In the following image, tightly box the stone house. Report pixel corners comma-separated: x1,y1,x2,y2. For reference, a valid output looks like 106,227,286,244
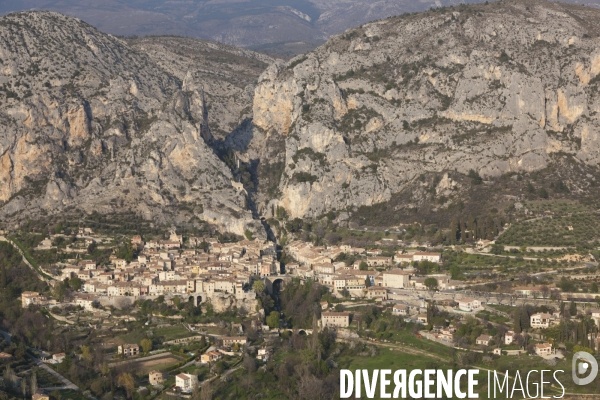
534,343,553,357
321,312,350,328
118,344,139,357
149,371,165,385
476,334,492,346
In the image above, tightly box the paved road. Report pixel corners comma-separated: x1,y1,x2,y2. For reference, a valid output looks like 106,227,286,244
0,329,11,344
0,236,54,282
36,360,78,391
340,302,370,308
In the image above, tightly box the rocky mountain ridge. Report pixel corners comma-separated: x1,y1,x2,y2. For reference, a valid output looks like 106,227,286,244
0,0,492,55
0,12,267,238
237,0,600,228
4,2,600,238
3,1,600,56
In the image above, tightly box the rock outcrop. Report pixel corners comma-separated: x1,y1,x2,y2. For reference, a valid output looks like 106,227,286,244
208,292,259,314
239,0,600,225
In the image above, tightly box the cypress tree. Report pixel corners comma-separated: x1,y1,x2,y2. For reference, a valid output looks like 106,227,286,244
513,309,522,333
0,266,6,289
570,301,577,317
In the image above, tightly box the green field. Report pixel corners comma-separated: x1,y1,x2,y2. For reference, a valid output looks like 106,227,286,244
115,324,192,345
154,325,193,340
35,367,65,388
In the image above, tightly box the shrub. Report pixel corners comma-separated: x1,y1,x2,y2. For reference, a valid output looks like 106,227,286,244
292,172,318,184
287,56,307,70
468,169,483,185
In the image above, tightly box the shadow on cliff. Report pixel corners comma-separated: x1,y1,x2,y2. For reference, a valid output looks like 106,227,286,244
204,117,277,242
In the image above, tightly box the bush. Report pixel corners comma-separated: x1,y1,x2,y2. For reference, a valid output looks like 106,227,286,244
292,148,327,166
468,169,483,185
292,172,318,184
287,56,308,70
490,244,504,255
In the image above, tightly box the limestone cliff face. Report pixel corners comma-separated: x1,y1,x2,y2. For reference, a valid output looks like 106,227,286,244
126,36,273,139
6,4,600,235
208,292,258,314
245,0,600,221
0,12,265,238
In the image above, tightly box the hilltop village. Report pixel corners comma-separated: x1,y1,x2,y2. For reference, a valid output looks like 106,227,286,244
18,228,453,316
2,216,600,398
27,229,275,311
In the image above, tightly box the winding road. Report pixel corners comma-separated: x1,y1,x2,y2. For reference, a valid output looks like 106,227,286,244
0,235,54,282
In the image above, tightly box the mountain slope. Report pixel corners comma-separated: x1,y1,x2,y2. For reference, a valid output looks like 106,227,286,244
0,12,266,237
239,0,600,228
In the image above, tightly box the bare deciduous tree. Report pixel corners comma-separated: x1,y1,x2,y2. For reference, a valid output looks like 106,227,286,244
200,380,212,400
295,364,325,400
